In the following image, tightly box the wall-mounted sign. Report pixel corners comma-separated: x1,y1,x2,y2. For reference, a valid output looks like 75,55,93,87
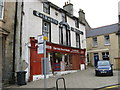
33,10,58,25
46,42,86,55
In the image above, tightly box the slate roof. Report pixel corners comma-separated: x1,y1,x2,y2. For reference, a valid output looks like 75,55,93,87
86,23,118,37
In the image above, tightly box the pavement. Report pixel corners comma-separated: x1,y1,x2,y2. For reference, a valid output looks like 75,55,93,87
3,67,119,89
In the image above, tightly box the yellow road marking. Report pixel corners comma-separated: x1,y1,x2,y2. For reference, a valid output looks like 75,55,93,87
99,84,120,90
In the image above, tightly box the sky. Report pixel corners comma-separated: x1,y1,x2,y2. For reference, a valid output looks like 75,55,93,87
48,0,119,28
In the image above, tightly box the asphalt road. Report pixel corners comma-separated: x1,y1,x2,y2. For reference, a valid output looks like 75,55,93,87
5,67,119,89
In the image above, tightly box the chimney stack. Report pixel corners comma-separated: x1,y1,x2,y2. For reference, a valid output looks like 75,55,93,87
78,9,85,24
63,1,73,15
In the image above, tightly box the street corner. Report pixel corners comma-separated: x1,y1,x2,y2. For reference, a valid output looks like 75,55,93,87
95,84,120,90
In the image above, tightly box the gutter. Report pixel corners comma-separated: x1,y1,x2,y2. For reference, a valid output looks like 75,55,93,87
12,1,18,84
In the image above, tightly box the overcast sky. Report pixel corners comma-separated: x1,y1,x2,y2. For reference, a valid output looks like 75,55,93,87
49,0,119,28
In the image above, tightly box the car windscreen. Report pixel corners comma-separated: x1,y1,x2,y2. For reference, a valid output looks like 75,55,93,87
97,61,110,66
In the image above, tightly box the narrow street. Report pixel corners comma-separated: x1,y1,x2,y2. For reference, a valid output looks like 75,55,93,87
6,67,119,89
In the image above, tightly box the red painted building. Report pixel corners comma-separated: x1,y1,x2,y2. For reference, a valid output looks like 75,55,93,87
30,37,86,81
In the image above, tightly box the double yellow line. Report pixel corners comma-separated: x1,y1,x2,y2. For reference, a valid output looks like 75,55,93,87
98,84,120,90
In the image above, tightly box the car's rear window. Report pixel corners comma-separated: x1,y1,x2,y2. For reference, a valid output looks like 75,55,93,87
97,61,110,66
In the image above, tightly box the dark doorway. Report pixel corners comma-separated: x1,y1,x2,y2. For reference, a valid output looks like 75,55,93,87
94,53,99,67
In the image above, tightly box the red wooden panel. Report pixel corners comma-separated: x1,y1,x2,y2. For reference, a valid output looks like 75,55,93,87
30,37,44,81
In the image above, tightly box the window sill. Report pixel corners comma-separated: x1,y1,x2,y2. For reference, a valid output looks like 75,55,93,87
104,44,110,46
92,46,98,48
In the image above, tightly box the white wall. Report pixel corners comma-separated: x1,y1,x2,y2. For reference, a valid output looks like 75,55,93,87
71,31,76,47
119,1,120,15
67,17,75,27
80,24,86,49
51,24,59,44
22,0,86,81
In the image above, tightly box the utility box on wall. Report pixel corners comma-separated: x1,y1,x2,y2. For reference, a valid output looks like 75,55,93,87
114,58,120,70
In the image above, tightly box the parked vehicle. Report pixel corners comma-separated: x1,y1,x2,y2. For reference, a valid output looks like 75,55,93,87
95,60,113,76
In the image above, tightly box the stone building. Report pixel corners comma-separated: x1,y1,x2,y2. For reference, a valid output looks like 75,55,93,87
1,0,16,85
86,23,120,69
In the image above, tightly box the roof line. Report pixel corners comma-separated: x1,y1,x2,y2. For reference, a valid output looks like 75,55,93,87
91,23,118,30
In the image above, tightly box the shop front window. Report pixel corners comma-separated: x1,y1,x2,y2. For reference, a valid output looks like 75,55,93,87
64,54,72,70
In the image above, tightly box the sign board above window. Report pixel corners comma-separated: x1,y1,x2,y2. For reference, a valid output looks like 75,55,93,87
33,10,58,25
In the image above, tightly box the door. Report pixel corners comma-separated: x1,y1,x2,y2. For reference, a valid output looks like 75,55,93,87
94,53,99,67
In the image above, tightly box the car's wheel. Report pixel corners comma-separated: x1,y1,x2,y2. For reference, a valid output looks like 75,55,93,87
95,72,98,76
111,72,113,76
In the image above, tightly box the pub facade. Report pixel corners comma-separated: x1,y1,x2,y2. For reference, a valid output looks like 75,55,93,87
18,0,87,81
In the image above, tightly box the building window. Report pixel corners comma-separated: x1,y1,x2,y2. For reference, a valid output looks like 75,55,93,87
59,27,63,44
67,30,71,46
59,26,71,46
102,52,109,60
104,35,110,45
93,37,98,47
76,33,80,48
61,13,67,22
42,21,51,42
0,0,4,19
43,3,50,14
75,19,79,28
63,26,67,45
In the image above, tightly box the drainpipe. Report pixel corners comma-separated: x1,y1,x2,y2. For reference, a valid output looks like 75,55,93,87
12,0,18,84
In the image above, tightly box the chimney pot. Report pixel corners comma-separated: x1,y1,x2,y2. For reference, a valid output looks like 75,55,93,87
65,2,66,5
67,1,68,4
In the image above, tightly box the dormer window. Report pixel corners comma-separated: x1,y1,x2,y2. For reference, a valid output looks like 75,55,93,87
43,3,50,14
